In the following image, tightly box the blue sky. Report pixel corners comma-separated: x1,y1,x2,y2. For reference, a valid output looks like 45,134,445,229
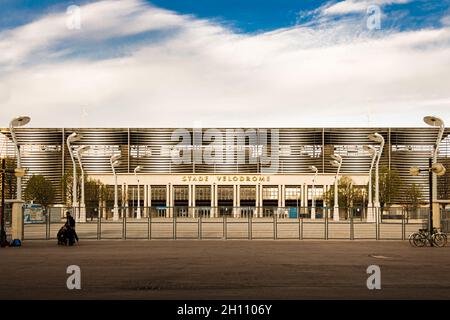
0,0,449,127
2,0,449,32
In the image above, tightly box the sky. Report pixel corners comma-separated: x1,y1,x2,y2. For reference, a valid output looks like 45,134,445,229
0,0,449,128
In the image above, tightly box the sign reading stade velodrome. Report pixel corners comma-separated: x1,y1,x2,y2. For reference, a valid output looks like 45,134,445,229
170,128,280,173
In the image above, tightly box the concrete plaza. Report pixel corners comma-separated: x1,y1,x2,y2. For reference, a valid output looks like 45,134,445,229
0,240,449,299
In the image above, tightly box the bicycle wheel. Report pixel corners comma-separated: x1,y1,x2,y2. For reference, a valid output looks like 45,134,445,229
412,233,427,247
409,233,419,246
432,233,448,247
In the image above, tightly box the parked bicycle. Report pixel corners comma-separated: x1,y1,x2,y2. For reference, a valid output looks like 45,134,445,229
409,228,447,247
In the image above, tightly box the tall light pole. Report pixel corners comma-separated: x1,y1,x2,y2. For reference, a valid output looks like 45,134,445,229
410,161,446,239
423,116,445,229
67,132,82,218
9,116,31,200
368,133,385,217
1,160,27,246
134,165,143,219
110,155,121,221
309,165,318,220
330,154,342,221
76,146,90,222
363,145,377,222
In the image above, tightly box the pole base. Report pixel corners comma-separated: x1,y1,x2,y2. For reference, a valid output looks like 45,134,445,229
333,207,340,221
366,207,376,222
113,207,119,221
0,230,9,247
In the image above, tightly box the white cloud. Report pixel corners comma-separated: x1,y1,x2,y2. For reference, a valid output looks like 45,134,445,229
322,0,410,15
442,15,450,27
0,0,186,68
0,0,449,128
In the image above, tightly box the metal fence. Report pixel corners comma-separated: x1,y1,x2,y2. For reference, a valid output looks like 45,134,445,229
442,207,450,233
20,206,429,241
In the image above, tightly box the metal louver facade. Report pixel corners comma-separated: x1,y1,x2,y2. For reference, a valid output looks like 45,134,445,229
1,127,449,204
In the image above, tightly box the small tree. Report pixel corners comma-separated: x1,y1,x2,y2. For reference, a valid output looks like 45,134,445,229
61,170,81,207
372,166,402,212
403,183,422,218
62,171,109,217
0,157,16,200
24,175,55,209
325,176,357,208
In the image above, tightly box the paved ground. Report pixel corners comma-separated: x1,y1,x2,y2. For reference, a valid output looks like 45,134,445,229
1,240,449,300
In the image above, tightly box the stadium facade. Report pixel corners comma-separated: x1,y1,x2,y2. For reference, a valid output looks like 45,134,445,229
1,127,449,219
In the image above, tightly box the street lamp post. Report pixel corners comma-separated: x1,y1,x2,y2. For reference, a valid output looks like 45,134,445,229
309,165,318,220
363,145,377,222
330,154,342,221
1,159,6,246
134,166,143,219
1,160,27,246
410,161,446,244
9,116,31,200
423,116,445,229
368,133,385,219
110,155,121,221
67,132,82,220
76,146,90,222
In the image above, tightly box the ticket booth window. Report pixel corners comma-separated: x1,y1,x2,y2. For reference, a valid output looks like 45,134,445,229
262,186,278,200
196,186,211,205
240,186,256,217
218,186,233,217
262,186,279,217
150,185,167,217
285,186,302,218
173,186,189,217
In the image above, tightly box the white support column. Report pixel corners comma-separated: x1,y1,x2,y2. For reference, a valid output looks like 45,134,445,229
277,185,281,218
170,183,174,218
148,185,152,217
255,184,259,218
259,184,263,217
166,184,170,218
188,185,192,208
298,185,303,212
210,184,215,218
144,185,148,218
306,183,310,214
214,183,218,217
125,183,129,218
188,185,192,217
121,183,125,218
233,185,237,218
98,185,102,218
236,185,240,218
299,185,305,213
192,184,196,218
326,185,331,218
102,199,107,219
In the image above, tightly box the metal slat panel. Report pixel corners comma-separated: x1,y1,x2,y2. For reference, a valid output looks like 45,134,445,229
0,127,448,205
